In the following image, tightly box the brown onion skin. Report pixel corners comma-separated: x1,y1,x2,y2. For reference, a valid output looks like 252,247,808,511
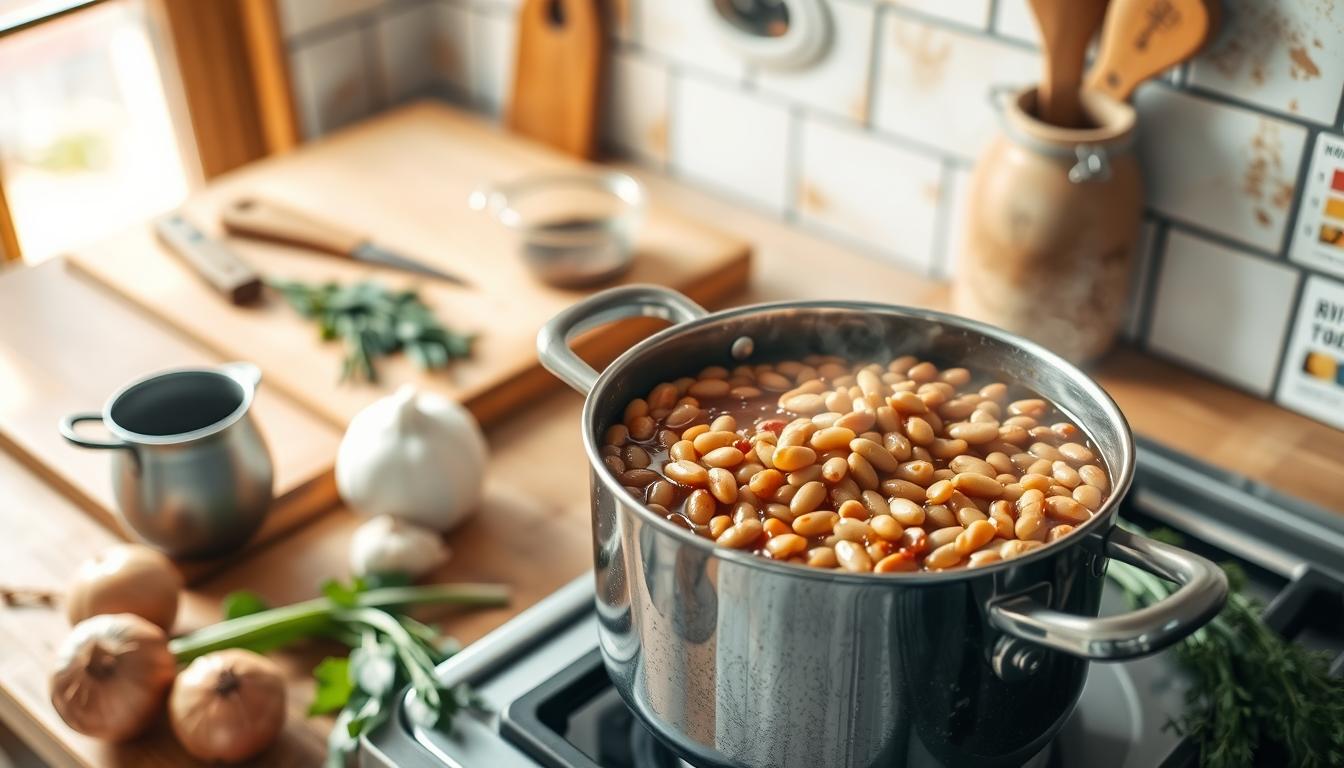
66,544,182,631
169,649,287,763
50,614,176,741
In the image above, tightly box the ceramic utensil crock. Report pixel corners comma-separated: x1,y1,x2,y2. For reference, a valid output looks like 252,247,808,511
60,362,273,558
955,87,1142,363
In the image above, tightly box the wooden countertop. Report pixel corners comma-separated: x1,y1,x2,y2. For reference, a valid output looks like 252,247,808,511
1,105,1341,768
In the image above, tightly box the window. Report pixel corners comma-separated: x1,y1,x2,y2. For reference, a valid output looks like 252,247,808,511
0,0,297,264
0,0,194,263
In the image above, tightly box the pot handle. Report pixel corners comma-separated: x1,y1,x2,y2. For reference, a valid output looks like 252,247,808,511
537,284,708,394
59,413,128,450
988,527,1228,660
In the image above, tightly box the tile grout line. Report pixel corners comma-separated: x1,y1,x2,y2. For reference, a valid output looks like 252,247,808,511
782,106,804,224
1145,210,1281,263
1266,270,1310,401
1277,125,1321,259
360,20,387,115
1134,219,1170,346
860,1,884,132
929,159,959,280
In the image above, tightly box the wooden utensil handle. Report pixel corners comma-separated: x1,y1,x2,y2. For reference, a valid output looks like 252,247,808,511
220,197,366,256
153,214,262,305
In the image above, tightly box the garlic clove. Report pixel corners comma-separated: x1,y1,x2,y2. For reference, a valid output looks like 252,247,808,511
349,515,450,579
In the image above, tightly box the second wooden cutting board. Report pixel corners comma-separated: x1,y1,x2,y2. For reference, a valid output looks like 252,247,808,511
67,103,751,429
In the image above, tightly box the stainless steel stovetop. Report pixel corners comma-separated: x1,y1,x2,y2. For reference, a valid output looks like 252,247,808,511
362,438,1344,768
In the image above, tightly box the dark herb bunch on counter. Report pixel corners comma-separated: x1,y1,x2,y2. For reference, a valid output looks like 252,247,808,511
1107,528,1344,768
270,279,473,383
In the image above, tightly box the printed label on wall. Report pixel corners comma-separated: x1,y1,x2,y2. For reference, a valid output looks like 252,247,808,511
1276,275,1344,430
1289,132,1344,279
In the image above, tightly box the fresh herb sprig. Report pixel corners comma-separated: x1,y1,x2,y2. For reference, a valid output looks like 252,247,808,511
1107,529,1344,768
170,577,508,767
270,279,474,383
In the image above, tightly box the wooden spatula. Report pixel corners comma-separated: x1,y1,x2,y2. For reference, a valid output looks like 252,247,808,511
1085,0,1217,102
1029,0,1110,127
508,0,602,158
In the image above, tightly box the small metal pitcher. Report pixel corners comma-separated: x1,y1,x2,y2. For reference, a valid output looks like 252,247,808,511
60,362,274,558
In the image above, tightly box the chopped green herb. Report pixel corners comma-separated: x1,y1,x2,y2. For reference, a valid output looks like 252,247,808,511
1107,525,1344,767
170,579,509,766
269,279,474,383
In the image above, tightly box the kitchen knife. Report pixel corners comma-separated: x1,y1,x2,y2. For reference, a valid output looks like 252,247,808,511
219,197,470,286
153,213,263,305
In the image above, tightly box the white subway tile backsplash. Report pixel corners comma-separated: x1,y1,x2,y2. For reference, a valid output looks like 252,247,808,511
278,0,1334,415
991,0,1039,46
638,0,745,80
279,0,382,38
376,3,438,102
290,28,375,138
1148,230,1299,395
469,7,517,114
873,14,1039,161
434,1,472,95
1187,0,1344,124
797,117,943,272
604,49,670,165
884,0,991,30
671,75,790,213
755,1,876,122
1135,85,1307,253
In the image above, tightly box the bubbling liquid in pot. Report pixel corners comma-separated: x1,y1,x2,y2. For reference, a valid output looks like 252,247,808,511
600,355,1111,573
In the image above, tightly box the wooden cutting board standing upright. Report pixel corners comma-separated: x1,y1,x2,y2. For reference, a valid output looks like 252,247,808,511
508,0,602,158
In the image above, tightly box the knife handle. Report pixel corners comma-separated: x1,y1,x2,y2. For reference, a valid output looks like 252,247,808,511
220,197,366,257
154,214,263,305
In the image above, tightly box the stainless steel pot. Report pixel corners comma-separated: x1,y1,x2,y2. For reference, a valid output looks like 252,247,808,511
538,285,1227,768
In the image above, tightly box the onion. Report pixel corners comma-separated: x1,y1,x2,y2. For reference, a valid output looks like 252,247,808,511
67,544,182,631
169,649,286,763
49,613,176,741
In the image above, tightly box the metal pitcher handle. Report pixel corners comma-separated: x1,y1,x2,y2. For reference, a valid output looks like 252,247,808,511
59,413,128,450
537,284,708,394
989,527,1228,660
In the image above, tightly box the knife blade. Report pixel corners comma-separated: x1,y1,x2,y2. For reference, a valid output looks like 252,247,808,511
219,196,471,287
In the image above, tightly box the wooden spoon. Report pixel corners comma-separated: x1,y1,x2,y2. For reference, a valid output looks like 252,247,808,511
1028,0,1110,127
1085,0,1217,102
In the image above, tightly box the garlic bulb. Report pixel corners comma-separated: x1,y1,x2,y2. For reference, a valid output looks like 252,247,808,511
336,385,488,531
349,515,449,579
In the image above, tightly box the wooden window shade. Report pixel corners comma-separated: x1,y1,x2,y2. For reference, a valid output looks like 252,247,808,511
156,0,300,179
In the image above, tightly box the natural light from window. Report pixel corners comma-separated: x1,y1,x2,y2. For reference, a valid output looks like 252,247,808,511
0,0,192,263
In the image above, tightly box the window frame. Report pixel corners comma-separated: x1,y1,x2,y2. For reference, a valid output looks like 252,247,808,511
0,0,299,263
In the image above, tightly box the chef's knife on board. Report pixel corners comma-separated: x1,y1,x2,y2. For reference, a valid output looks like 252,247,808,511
219,197,470,287
154,213,263,305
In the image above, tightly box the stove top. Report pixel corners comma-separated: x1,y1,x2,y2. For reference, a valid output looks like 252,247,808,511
361,438,1344,768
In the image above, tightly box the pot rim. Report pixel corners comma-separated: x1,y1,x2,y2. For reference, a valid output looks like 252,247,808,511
101,365,255,446
581,298,1136,585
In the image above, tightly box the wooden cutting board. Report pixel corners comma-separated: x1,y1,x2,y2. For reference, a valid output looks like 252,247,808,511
509,0,603,157
67,102,751,429
0,260,341,581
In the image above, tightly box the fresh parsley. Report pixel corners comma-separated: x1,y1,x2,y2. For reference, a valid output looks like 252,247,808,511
1107,527,1344,767
269,279,474,383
